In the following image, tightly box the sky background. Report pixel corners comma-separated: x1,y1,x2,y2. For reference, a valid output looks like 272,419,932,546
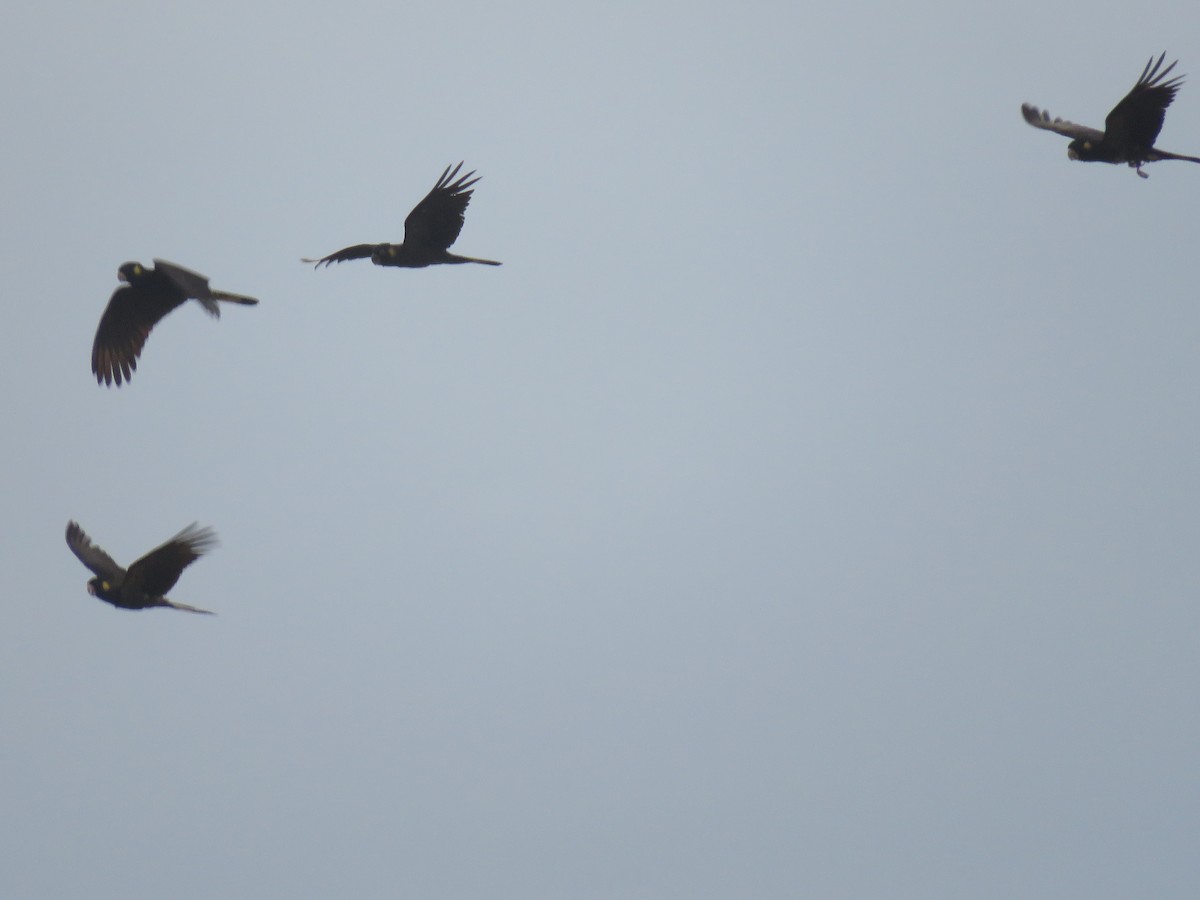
3,2,1199,898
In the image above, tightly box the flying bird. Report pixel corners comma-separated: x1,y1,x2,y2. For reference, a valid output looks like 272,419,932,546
65,521,217,615
1022,53,1200,177
91,259,258,386
304,162,501,269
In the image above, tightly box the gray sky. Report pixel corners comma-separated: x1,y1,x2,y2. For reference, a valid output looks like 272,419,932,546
3,1,1199,897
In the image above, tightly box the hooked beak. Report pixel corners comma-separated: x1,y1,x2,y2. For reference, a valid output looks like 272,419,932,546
1067,148,1080,161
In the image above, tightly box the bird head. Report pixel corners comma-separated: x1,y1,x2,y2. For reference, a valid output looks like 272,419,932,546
1067,138,1092,161
117,262,145,284
86,578,112,598
372,246,398,264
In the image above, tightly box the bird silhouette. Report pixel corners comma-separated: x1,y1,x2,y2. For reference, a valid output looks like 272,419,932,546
1022,53,1200,177
65,521,217,614
90,259,258,386
304,162,501,268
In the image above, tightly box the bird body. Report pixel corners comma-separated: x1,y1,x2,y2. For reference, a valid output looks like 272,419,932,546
91,259,258,386
1022,53,1200,177
371,244,502,268
65,521,217,614
304,162,501,269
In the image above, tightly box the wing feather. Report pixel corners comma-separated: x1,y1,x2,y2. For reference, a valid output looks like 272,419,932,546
65,521,126,581
1021,104,1105,143
1104,53,1184,152
302,244,380,268
125,523,217,599
403,162,480,253
91,284,184,386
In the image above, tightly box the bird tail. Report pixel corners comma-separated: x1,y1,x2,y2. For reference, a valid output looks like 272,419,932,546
160,598,216,615
1148,149,1200,165
211,289,259,305
195,290,257,319
445,253,502,266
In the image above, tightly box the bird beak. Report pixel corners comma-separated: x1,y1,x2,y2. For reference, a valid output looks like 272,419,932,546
1067,148,1079,161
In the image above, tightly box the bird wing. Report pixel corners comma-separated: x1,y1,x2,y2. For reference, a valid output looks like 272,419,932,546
302,244,379,268
1104,53,1183,151
153,259,225,317
65,521,126,581
124,523,217,599
403,162,480,253
1021,104,1105,143
153,259,213,298
91,284,182,386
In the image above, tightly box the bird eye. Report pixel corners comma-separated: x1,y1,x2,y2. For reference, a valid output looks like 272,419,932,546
101,581,110,591
1083,141,1091,150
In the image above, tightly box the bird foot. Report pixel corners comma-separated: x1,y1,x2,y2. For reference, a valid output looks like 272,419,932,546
1136,166,1149,179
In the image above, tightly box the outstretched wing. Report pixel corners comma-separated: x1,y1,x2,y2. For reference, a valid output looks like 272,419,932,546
91,284,183,386
1021,104,1105,143
65,521,126,581
403,162,480,253
125,523,218,599
1104,53,1184,151
302,244,379,268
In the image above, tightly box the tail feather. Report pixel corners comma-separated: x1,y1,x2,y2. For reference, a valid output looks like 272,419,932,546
211,290,259,305
1147,146,1200,164
446,254,502,266
161,598,216,615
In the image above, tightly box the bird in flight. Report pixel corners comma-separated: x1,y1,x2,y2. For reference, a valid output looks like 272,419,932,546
1022,53,1200,178
90,259,258,386
304,162,501,269
65,521,218,615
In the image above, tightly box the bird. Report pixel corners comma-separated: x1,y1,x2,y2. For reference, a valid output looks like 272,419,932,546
1022,53,1200,178
303,162,501,269
65,521,218,615
90,259,258,386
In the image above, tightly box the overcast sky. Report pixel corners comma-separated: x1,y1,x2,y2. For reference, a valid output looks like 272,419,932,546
3,2,1199,898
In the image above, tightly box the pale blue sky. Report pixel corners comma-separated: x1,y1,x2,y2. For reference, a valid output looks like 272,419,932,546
3,2,1199,898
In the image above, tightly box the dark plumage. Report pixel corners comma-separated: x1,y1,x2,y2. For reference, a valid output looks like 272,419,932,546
65,521,217,615
91,259,258,386
1022,53,1200,178
304,162,501,269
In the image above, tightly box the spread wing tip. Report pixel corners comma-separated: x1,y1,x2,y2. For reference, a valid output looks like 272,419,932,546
173,522,218,554
1021,103,1048,125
